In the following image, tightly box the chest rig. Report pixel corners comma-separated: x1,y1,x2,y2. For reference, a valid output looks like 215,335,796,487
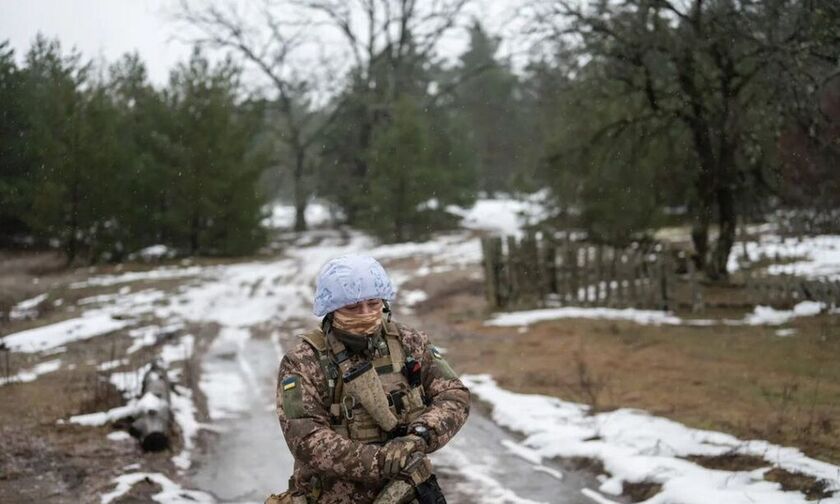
300,321,427,444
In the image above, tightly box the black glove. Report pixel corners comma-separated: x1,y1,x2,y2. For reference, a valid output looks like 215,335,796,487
415,474,447,504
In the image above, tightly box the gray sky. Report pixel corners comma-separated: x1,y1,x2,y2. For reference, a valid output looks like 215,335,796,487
1,0,191,84
1,0,531,87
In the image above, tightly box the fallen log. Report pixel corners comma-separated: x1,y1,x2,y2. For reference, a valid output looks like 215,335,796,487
129,363,172,452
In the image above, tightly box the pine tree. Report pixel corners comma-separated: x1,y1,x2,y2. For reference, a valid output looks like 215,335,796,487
163,48,267,255
453,22,523,195
0,41,35,243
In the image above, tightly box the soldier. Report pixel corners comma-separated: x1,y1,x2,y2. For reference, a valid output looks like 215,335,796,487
273,254,470,504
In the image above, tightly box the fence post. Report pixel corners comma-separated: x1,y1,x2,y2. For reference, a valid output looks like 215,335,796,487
658,250,671,311
627,251,637,309
506,236,520,308
581,245,591,306
569,244,579,305
481,237,502,309
543,237,558,297
604,247,615,307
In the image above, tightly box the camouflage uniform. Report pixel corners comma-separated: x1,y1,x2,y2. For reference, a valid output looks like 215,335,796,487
276,321,470,504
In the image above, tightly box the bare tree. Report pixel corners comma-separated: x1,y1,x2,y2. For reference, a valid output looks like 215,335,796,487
530,0,837,278
294,0,473,222
175,0,472,230
175,0,333,231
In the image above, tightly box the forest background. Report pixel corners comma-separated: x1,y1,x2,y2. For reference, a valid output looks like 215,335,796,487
2,0,839,280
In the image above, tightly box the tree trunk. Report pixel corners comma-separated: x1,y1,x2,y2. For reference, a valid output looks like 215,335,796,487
691,216,709,272
691,169,714,273
710,184,736,279
293,150,307,232
190,218,199,255
66,194,79,266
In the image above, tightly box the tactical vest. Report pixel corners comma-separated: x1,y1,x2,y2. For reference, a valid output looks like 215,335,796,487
300,321,427,443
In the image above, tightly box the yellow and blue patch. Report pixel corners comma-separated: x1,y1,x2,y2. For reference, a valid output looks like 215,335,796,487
282,375,298,391
281,375,305,419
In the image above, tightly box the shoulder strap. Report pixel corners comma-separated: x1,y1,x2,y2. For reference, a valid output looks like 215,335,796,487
300,329,328,353
299,330,339,410
382,321,405,373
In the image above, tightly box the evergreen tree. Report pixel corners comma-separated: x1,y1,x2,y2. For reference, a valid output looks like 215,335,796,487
452,22,523,195
362,96,475,242
22,36,94,262
163,48,267,255
106,53,172,256
0,41,35,242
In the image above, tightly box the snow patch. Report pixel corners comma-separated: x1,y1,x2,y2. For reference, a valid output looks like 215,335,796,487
70,266,204,289
486,307,683,327
128,244,176,262
262,200,337,229
486,300,834,329
3,313,134,353
9,293,48,320
401,289,428,307
464,374,840,504
0,359,61,386
170,385,202,471
100,472,215,504
69,391,166,426
730,234,840,280
447,193,550,237
744,301,826,326
107,431,132,442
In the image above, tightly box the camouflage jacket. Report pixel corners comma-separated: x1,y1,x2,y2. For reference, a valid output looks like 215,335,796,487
275,322,470,504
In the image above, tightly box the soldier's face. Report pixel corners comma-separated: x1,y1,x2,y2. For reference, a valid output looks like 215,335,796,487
336,298,383,317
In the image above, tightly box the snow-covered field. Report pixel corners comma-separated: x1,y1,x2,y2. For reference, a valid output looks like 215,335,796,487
3,196,840,503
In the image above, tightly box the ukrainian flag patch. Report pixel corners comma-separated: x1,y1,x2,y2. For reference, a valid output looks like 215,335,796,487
282,375,298,391
431,346,443,359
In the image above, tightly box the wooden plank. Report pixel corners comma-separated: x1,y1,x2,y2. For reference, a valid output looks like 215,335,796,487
627,251,638,309
569,244,579,305
605,247,615,307
657,250,670,311
481,238,496,308
543,238,558,296
580,245,590,306
560,240,570,304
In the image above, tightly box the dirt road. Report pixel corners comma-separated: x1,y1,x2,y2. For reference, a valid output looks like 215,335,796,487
187,326,603,504
184,231,607,504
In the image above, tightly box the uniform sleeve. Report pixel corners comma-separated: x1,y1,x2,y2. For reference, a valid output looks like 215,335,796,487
403,327,470,453
276,345,385,485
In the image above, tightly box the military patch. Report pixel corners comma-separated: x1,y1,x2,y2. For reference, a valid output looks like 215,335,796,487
281,375,305,419
430,345,458,380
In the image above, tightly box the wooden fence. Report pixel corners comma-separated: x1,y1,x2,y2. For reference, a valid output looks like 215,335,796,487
481,234,686,311
483,233,840,312
745,271,840,308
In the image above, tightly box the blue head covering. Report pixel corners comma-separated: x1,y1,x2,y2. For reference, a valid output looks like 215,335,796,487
313,254,396,317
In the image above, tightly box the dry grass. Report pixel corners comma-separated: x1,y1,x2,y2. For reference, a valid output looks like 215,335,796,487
410,268,840,467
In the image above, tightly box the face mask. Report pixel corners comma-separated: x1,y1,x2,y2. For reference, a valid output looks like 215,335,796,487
332,309,382,336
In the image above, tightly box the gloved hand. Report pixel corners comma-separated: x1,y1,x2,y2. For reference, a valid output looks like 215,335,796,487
378,435,427,478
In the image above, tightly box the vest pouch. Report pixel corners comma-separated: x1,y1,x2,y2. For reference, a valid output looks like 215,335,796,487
347,407,389,443
343,362,398,432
